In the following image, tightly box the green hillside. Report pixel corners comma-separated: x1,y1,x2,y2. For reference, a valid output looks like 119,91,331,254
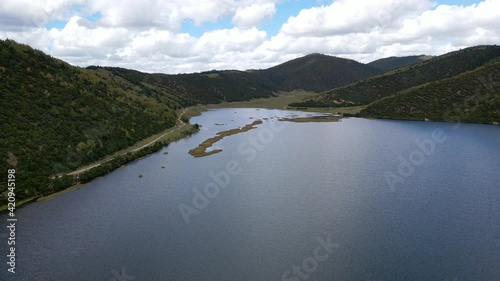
89,67,278,104
360,60,500,123
291,45,500,107
263,53,381,92
95,53,382,101
368,55,433,72
0,39,183,202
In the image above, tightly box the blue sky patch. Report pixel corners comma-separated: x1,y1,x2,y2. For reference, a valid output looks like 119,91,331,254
44,19,67,30
43,11,101,30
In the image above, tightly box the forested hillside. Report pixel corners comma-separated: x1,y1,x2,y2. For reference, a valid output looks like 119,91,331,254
91,53,382,102
368,55,432,72
360,60,500,123
0,39,180,202
291,46,500,108
262,53,381,92
90,67,278,104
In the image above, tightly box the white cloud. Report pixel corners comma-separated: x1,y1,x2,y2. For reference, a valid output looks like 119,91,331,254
273,0,500,63
396,0,500,43
86,0,239,31
281,0,435,36
0,0,499,73
232,3,276,29
196,27,267,53
0,0,86,28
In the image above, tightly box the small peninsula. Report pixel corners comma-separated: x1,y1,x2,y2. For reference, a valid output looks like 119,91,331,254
189,120,263,157
279,115,341,122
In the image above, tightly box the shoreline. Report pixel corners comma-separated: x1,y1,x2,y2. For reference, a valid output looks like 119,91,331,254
60,108,191,177
357,114,500,126
0,108,200,212
3,91,496,211
1,93,314,211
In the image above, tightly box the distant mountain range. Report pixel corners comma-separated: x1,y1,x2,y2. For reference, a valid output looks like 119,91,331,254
361,57,500,123
87,53,381,103
262,53,380,92
291,45,500,122
1,38,499,204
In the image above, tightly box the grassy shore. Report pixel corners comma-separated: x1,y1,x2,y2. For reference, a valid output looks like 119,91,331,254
36,183,87,202
298,105,367,115
0,196,40,212
0,111,198,212
61,108,192,176
189,120,263,157
189,90,366,115
211,90,318,109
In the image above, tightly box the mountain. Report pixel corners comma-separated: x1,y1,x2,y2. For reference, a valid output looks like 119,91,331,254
93,53,382,100
88,67,278,105
262,53,381,92
360,59,500,123
87,53,385,106
368,55,433,72
290,45,500,108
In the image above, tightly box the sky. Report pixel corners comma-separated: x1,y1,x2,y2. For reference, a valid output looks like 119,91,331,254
0,0,499,74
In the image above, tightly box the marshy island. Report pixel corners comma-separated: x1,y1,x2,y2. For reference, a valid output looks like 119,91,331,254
189,120,263,157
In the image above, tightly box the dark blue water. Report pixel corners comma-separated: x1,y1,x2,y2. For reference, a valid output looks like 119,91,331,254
1,108,499,281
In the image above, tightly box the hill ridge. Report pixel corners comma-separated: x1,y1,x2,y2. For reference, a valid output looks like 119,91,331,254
262,53,381,92
360,60,500,123
291,45,500,108
368,55,433,72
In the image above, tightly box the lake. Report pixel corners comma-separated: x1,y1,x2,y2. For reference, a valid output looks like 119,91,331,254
1,108,499,281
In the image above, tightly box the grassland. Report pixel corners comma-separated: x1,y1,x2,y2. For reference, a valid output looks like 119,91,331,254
189,90,365,115
291,105,368,115
211,90,318,109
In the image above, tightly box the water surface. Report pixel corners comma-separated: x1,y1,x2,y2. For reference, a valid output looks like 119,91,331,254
1,108,499,281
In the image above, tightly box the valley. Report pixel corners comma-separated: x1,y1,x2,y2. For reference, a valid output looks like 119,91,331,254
2,2,500,280
1,39,499,213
